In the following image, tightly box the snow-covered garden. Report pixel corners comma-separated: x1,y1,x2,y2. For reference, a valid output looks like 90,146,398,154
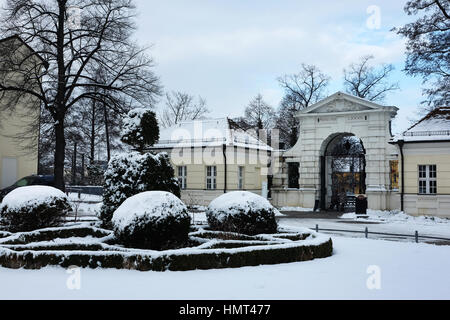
1,109,449,300
1,235,449,300
1,183,450,299
0,110,333,272
1,182,450,299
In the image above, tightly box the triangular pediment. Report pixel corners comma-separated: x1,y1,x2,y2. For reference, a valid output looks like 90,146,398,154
299,92,386,115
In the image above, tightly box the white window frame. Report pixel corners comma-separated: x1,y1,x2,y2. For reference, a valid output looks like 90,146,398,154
418,165,437,195
206,166,217,190
178,166,187,190
238,166,245,190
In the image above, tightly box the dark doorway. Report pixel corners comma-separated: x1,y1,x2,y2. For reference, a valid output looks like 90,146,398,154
288,162,300,189
320,134,366,211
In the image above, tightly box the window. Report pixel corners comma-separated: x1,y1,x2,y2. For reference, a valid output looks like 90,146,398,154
288,162,300,189
178,166,187,190
418,165,437,194
390,160,399,190
238,166,245,190
206,166,217,190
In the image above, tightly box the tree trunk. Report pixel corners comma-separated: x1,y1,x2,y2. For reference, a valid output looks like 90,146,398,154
90,100,96,162
71,142,77,185
54,119,66,192
53,0,67,192
103,102,111,161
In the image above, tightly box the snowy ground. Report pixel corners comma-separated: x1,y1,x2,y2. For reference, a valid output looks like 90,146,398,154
2,198,449,300
280,214,450,240
340,209,450,225
68,193,102,216
1,235,449,300
192,210,450,241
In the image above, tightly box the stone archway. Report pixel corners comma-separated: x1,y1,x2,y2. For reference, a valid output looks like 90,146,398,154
319,133,366,210
273,91,399,211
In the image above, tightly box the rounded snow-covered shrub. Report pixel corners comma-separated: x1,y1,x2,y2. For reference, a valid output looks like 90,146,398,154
100,151,180,226
112,191,191,250
0,186,72,232
206,191,278,235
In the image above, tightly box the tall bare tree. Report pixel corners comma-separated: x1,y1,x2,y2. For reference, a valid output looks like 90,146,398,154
160,91,209,128
242,94,275,130
0,0,161,191
276,64,330,148
343,55,399,102
395,0,449,110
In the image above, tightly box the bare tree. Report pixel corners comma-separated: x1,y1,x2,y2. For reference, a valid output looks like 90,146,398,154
394,0,449,110
242,94,276,130
276,64,330,148
0,0,161,191
160,91,209,128
343,55,399,102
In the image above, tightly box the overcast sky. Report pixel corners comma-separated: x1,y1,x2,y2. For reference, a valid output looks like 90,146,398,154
0,0,425,134
132,0,426,134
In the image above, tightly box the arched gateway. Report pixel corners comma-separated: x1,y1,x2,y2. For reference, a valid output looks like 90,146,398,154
271,92,400,211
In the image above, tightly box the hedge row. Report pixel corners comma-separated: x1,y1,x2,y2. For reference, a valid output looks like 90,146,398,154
0,238,332,271
0,231,11,239
0,226,112,245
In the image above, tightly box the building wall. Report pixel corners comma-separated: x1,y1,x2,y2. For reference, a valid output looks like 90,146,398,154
0,38,40,188
0,109,38,188
273,94,399,210
400,141,450,217
151,146,269,206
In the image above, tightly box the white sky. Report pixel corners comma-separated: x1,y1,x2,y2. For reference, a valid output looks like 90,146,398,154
0,0,427,134
133,0,425,134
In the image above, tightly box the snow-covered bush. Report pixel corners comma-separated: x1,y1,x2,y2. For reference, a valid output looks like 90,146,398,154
112,191,191,250
121,108,159,152
0,186,72,232
206,191,278,235
100,151,180,226
86,162,105,185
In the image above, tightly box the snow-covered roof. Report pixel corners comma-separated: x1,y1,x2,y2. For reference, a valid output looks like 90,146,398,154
393,107,450,143
151,118,273,151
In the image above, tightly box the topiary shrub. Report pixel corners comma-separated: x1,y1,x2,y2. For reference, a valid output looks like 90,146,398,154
0,186,72,232
111,191,191,250
100,152,180,226
206,191,278,235
120,108,159,153
100,108,180,227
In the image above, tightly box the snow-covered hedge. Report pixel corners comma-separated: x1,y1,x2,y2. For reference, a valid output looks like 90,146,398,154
206,191,278,235
0,186,72,232
112,191,191,250
0,225,333,271
100,151,180,226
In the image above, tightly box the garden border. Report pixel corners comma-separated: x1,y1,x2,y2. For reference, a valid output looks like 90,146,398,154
0,226,333,272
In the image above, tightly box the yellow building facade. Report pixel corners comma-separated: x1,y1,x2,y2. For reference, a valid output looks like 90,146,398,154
392,107,450,218
0,36,43,188
149,118,272,206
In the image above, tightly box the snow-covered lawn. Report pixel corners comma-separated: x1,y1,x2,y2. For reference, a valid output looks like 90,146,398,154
341,209,450,225
280,217,450,240
0,235,449,299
